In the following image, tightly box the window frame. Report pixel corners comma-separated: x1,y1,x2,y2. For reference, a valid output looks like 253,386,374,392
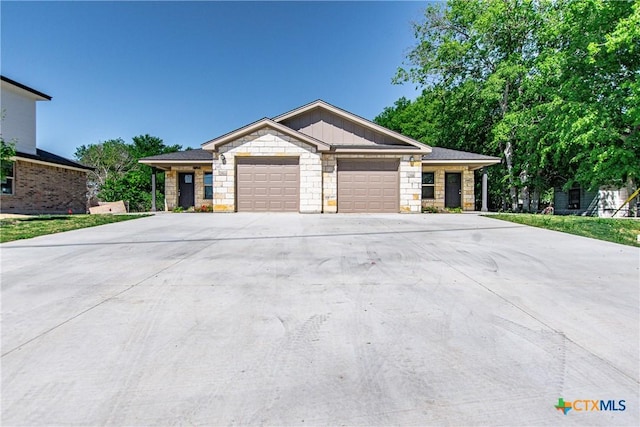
421,171,435,200
203,172,213,200
568,188,580,209
1,161,15,196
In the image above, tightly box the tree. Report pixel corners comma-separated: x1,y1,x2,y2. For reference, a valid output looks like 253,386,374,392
75,135,181,212
0,137,16,182
385,0,639,211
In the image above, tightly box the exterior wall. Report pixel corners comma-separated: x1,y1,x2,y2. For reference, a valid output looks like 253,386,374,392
163,167,213,211
0,160,88,214
165,170,177,210
599,186,629,218
0,84,38,155
553,187,598,215
421,165,475,211
323,154,421,213
214,128,322,213
281,108,403,146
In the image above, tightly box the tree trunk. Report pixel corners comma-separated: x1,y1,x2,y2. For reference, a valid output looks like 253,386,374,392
531,188,540,213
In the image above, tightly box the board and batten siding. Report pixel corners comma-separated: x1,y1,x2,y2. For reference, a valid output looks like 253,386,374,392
280,108,404,146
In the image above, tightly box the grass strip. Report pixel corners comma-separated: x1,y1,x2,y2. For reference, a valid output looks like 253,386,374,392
0,214,150,243
487,213,640,247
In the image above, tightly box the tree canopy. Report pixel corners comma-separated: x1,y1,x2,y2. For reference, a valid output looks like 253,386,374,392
379,0,639,211
75,134,181,212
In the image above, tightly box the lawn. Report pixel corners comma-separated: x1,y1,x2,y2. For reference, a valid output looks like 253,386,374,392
0,214,150,243
487,214,640,247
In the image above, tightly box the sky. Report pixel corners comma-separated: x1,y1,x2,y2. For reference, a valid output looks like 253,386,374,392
1,1,427,159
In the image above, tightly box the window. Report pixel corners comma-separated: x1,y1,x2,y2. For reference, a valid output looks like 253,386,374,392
1,161,14,195
204,172,213,199
422,172,435,199
568,188,580,209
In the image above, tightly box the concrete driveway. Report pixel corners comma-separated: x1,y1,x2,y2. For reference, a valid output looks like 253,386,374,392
1,213,638,426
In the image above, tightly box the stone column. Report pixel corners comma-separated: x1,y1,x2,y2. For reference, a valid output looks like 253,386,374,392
151,168,157,212
481,167,488,212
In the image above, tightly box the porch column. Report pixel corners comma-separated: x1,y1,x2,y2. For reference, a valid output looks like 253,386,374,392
481,167,488,212
151,168,157,212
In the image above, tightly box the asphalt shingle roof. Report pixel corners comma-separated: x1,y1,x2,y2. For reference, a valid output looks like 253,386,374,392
17,149,93,171
423,147,500,161
140,149,213,161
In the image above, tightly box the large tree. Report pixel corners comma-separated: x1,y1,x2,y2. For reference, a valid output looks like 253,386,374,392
385,0,639,211
75,135,181,212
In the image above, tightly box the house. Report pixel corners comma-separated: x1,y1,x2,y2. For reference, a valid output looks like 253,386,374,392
0,76,92,214
140,100,500,213
554,185,636,217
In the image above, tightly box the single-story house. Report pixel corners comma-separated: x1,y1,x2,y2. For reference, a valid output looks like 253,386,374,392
554,185,637,217
140,100,500,213
0,76,93,214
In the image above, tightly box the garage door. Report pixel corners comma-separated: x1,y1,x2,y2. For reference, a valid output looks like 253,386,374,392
236,157,299,212
337,159,399,213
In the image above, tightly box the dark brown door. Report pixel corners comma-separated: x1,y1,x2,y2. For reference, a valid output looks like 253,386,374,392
337,159,399,213
236,157,299,212
178,173,195,209
445,172,461,208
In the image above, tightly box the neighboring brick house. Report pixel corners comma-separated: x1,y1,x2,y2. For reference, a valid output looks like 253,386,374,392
1,76,92,214
140,100,500,213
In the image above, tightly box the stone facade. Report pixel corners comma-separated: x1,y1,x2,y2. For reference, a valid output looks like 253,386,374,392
164,168,213,211
421,165,475,211
0,159,88,214
214,128,322,213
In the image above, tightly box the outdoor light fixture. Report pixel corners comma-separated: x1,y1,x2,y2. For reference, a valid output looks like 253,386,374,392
409,155,415,162
220,154,226,164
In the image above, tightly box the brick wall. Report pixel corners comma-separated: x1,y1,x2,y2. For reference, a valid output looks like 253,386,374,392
0,160,88,214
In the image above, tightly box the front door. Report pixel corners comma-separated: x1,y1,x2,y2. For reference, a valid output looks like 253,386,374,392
445,172,461,208
178,173,195,209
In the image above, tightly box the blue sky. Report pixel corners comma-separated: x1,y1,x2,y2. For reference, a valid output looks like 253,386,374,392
2,1,426,158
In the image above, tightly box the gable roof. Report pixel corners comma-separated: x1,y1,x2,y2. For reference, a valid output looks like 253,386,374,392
422,147,501,170
201,118,332,152
272,99,431,153
1,76,52,101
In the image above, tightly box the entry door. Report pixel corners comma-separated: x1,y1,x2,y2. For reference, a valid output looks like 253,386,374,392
445,172,461,208
178,173,195,209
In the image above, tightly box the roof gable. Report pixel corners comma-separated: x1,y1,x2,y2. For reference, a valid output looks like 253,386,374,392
273,100,430,153
201,118,331,152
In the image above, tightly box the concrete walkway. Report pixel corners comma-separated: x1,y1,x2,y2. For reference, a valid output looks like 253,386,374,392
1,213,638,426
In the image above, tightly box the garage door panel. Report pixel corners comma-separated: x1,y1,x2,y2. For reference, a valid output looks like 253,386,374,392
236,157,299,212
338,160,399,213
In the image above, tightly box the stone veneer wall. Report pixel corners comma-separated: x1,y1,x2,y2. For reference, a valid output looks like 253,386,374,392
0,160,88,214
421,165,475,211
322,154,421,213
163,168,213,211
213,129,322,213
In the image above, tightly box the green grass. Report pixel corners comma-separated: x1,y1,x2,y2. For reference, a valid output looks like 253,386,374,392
0,214,150,243
487,214,640,247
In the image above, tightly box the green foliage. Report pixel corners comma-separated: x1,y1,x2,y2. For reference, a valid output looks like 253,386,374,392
487,213,640,247
0,137,16,182
0,214,150,243
75,135,181,212
382,0,639,210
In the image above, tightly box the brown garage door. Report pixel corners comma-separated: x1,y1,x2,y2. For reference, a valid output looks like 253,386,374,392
236,157,299,212
337,159,399,213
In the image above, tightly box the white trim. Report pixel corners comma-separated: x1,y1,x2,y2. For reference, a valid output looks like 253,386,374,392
201,119,331,152
13,155,91,173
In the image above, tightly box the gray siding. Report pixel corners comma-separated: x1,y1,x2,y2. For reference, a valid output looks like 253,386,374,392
554,187,597,215
281,107,405,147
